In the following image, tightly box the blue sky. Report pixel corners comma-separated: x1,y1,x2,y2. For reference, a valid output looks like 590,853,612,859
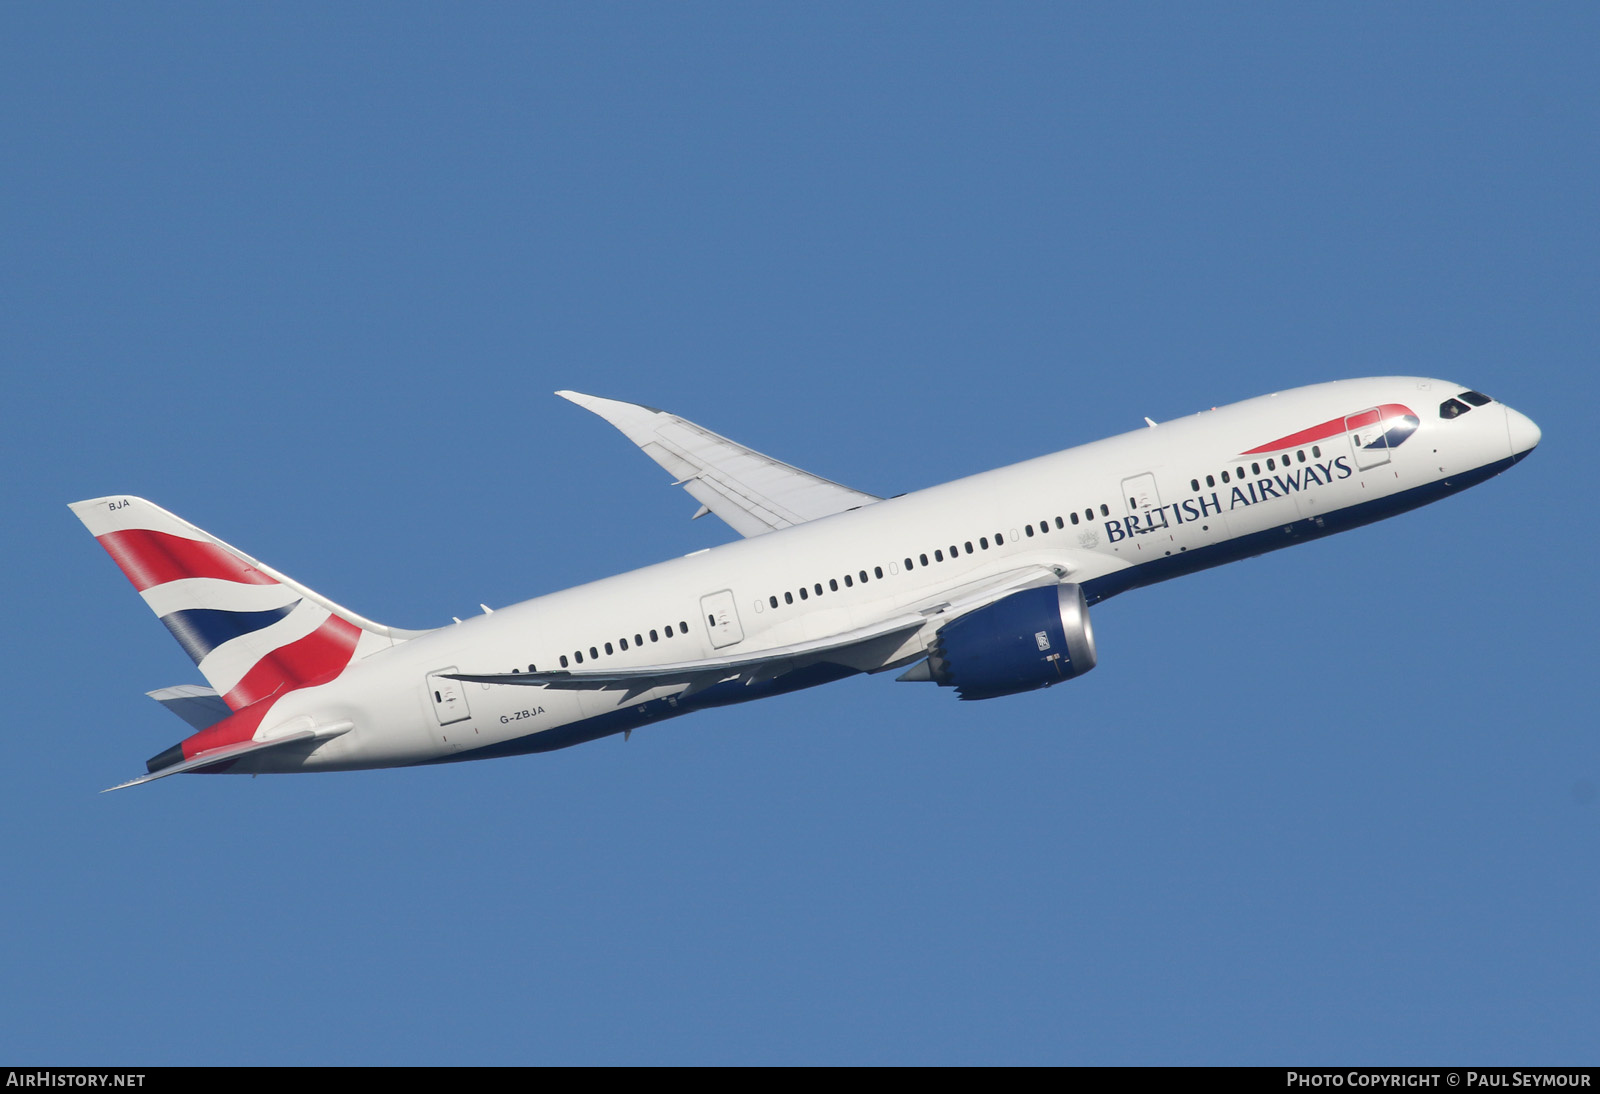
2,4,1595,1064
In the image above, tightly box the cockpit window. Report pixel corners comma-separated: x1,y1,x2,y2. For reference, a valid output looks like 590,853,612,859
1440,398,1470,419
1460,390,1492,407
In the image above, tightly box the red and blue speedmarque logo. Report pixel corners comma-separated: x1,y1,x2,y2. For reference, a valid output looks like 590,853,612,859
1242,404,1421,456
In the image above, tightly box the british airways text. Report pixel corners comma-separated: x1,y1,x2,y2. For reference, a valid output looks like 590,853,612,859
1106,456,1354,543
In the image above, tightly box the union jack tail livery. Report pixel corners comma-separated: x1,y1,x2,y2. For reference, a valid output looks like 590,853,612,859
70,497,422,713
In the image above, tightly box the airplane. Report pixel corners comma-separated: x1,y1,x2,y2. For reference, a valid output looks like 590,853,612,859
72,378,1540,790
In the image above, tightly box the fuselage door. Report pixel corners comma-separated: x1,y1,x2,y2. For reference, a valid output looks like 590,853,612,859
1122,472,1162,522
700,589,744,649
427,668,472,726
1346,408,1392,470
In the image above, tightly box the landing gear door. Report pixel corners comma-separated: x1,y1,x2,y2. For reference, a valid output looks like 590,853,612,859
1346,408,1391,470
700,589,744,649
427,668,472,726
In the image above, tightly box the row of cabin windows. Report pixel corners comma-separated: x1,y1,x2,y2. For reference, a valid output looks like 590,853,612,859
762,503,1115,610
540,498,1128,664
1190,446,1322,492
770,565,884,607
555,619,691,668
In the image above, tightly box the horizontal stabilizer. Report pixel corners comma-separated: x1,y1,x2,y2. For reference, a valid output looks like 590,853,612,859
556,391,882,537
147,685,232,731
104,721,353,792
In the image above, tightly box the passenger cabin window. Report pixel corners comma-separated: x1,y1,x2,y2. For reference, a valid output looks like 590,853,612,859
560,655,569,668
1055,516,1064,529
769,596,778,609
1206,475,1215,487
650,629,659,642
830,578,839,591
1070,512,1079,525
1099,504,1109,516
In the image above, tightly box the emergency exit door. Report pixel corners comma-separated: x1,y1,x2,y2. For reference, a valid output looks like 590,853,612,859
700,590,744,648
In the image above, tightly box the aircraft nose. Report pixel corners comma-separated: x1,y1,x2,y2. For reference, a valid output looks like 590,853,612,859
1505,405,1541,460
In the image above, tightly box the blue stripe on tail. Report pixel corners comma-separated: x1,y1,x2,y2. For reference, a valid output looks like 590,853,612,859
158,600,302,664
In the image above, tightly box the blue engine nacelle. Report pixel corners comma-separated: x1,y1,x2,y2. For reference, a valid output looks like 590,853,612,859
923,584,1097,700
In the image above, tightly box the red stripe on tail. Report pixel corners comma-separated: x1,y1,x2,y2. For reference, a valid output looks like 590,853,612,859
96,529,277,592
222,615,362,710
181,698,277,761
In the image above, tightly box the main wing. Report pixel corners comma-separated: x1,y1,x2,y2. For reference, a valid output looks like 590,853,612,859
556,391,881,537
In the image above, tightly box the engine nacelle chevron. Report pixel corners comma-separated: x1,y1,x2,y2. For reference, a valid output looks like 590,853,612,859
919,584,1098,701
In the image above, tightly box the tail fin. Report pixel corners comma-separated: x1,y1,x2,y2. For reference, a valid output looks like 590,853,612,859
70,496,429,712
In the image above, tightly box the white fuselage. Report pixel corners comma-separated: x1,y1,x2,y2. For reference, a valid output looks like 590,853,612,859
243,377,1538,773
